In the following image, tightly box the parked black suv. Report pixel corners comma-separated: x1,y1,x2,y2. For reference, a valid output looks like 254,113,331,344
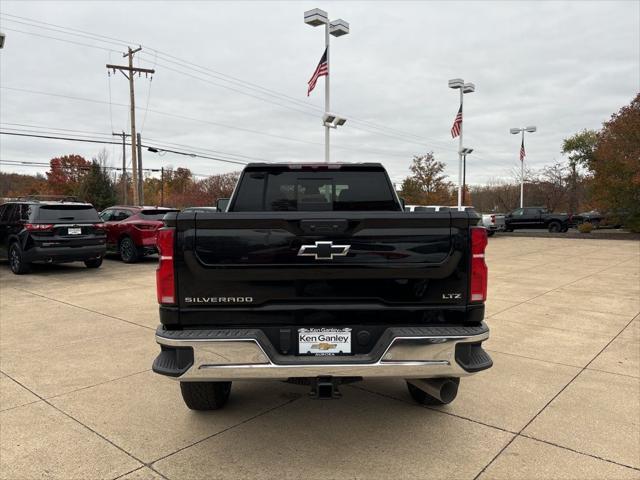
0,200,107,274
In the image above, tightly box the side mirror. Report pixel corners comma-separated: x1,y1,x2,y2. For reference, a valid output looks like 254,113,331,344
216,198,230,212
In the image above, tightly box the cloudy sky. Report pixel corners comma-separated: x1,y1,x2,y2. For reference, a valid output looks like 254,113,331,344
0,0,638,186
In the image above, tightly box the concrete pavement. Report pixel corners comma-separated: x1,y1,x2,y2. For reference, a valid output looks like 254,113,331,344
1,237,638,479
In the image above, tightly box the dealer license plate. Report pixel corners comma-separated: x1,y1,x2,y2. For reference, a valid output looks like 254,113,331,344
68,227,82,235
298,328,352,355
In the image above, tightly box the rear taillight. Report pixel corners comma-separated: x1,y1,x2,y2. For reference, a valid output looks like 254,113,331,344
25,223,53,231
156,228,175,305
94,223,106,230
470,227,488,303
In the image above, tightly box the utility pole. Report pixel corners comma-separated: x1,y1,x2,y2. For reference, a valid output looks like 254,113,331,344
136,132,144,205
107,47,155,205
112,131,128,204
160,167,164,207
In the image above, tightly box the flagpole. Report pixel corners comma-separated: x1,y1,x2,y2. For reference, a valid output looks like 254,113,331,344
449,78,474,208
305,9,349,163
457,88,463,207
325,21,330,163
511,125,536,209
520,130,524,208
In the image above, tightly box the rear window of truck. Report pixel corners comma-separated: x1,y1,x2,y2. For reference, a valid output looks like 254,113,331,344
35,205,100,222
232,169,400,211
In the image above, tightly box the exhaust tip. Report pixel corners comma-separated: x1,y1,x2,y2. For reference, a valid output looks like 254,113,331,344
439,379,459,404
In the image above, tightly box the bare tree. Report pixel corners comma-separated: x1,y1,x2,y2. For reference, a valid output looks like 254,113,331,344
536,162,569,212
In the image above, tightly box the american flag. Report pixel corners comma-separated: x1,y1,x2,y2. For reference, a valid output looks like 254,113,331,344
307,48,328,96
520,137,526,162
450,105,462,138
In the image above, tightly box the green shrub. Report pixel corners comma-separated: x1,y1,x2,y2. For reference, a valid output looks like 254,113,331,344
578,222,594,233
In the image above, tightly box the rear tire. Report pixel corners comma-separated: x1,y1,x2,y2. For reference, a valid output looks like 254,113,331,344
9,243,31,275
487,230,496,237
84,257,103,268
119,237,140,263
180,381,232,411
406,378,459,406
548,221,562,233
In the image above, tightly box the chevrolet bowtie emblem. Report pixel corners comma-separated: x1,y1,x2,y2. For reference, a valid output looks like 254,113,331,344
298,241,350,260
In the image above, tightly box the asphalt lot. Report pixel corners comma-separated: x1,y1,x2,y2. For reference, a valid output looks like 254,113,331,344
1,237,638,480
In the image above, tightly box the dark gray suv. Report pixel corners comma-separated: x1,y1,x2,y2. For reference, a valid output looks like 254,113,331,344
0,200,107,274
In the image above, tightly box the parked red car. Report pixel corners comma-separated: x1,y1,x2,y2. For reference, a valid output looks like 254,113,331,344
99,206,178,262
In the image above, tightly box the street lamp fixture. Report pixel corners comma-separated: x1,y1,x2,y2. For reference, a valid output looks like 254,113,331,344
329,19,350,36
304,8,329,26
460,148,473,205
323,113,347,128
305,8,349,162
449,77,475,208
323,113,336,124
511,125,537,208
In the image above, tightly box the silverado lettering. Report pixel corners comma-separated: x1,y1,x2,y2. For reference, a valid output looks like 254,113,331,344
184,297,254,303
153,163,492,410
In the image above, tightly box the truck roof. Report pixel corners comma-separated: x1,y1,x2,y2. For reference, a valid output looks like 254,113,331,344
243,162,385,169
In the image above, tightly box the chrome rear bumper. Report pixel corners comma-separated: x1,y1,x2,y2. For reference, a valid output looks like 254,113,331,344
153,324,491,381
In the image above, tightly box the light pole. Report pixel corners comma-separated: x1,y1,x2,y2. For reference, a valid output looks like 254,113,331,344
448,78,475,208
305,8,349,163
510,126,536,208
460,147,473,205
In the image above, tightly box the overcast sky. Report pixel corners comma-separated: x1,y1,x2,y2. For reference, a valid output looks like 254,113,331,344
1,0,638,186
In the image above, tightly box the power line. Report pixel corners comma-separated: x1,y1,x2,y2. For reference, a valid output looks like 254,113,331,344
0,159,220,178
0,13,133,47
0,27,120,53
1,13,457,152
0,131,249,166
2,86,420,159
0,122,268,162
2,14,496,162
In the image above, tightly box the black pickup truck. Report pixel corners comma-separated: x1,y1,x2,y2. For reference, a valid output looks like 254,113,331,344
153,163,492,410
504,207,571,232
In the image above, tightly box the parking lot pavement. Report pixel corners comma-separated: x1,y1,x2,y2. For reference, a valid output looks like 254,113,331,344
0,238,638,480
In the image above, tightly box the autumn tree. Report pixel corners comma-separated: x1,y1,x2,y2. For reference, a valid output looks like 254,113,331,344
0,172,47,197
46,154,91,196
198,172,240,203
399,153,452,205
591,94,640,231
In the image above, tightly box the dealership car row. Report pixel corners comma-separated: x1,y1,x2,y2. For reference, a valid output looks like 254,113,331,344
0,195,622,275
